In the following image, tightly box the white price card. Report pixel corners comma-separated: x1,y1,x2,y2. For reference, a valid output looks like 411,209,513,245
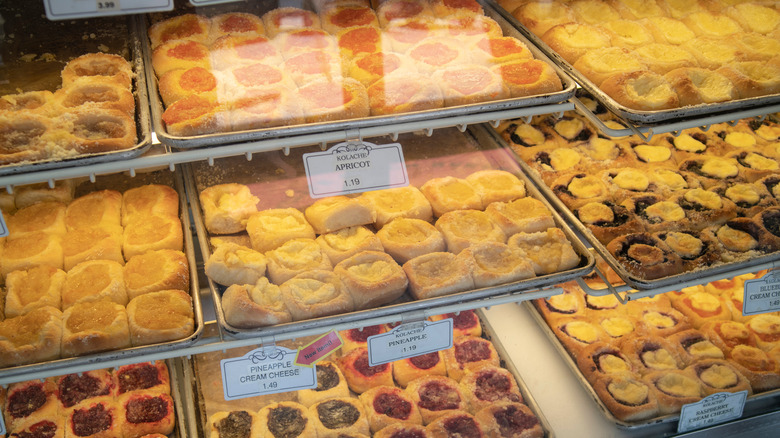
303,141,409,198
678,391,748,433
743,270,780,315
367,319,453,366
0,211,8,238
45,0,173,21
221,346,317,401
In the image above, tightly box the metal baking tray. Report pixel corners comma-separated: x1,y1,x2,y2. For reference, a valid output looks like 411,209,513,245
0,169,204,383
185,310,554,437
481,125,780,291
523,301,780,431
487,1,780,127
0,2,152,177
185,125,594,339
143,0,576,149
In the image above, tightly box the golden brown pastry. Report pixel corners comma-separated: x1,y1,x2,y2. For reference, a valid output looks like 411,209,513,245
484,197,556,237
359,385,423,432
668,329,726,366
151,40,211,77
121,184,179,227
456,242,535,288
6,201,67,239
3,379,60,432
534,285,589,324
246,208,316,253
600,71,679,111
209,12,264,41
317,226,384,265
55,77,135,116
665,67,737,107
576,341,637,383
492,59,563,98
574,201,644,245
298,77,370,123
541,23,612,64
62,226,124,271
688,359,753,396
61,298,130,357
402,252,474,300
392,351,448,388
435,210,506,255
309,397,370,438
199,183,259,235
726,345,780,392
262,7,321,37
204,243,266,287
701,320,758,355
157,66,218,107
258,401,317,438
607,233,684,280
266,238,333,285
337,347,394,394
745,313,780,352
161,94,227,137
0,232,63,277
420,177,482,217
475,402,542,438
122,215,183,260
334,251,408,310
512,1,575,36
620,334,685,375
62,260,127,308
405,375,467,425
279,270,354,320
4,265,65,318
592,373,659,422
12,179,75,210
221,278,292,329
442,336,500,382
61,52,133,88
305,196,376,234
459,364,523,412
573,47,646,87
298,360,350,407
366,72,445,116
208,411,262,438
126,289,194,346
551,317,608,356
0,306,62,367
68,191,122,233
507,228,579,275
551,172,610,210
148,13,211,49
358,186,433,229
643,369,703,414
377,218,446,264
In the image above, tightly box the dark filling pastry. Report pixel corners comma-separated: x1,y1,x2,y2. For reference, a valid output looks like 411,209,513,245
734,152,753,169
409,352,440,370
678,196,710,212
758,209,780,238
695,364,737,389
71,404,112,436
268,406,307,438
722,219,763,248
748,119,763,131
10,420,59,438
666,132,708,152
418,381,460,411
354,350,389,377
644,311,678,329
493,405,539,435
317,400,359,429
8,384,47,419
445,310,479,331
657,231,706,260
315,363,339,392
504,123,551,147
454,339,491,363
760,176,780,198
578,202,630,228
679,160,718,180
639,345,663,368
125,396,167,424
615,234,669,266
442,415,482,438
586,295,617,311
680,335,706,351
117,364,162,394
346,325,383,343
608,385,648,407
216,411,253,438
533,151,552,167
553,173,588,199
544,297,576,315
373,392,412,419
387,430,426,438
560,323,594,344
630,196,661,223
474,370,520,403
58,374,110,408
593,350,623,373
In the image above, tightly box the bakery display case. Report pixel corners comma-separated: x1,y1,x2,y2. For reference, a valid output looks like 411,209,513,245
1,1,780,437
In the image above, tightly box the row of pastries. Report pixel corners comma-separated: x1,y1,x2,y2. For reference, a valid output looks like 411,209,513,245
500,98,780,280
198,169,582,329
501,0,780,111
0,182,195,368
533,270,780,423
147,0,563,136
207,310,545,438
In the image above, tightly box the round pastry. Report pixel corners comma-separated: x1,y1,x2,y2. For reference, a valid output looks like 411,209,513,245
367,72,444,116
715,181,776,217
298,361,350,407
534,286,589,323
358,186,433,229
276,29,338,57
122,214,183,260
707,218,767,257
4,265,65,318
377,218,446,264
474,402,542,438
199,183,259,235
246,208,316,253
258,401,317,438
210,35,284,70
148,13,210,49
341,324,386,354
592,373,659,422
636,307,691,338
716,61,780,99
420,176,482,217
670,290,731,329
550,317,608,356
643,369,703,414
204,243,265,287
115,360,171,395
551,172,610,210
349,51,416,88
61,298,130,357
209,12,265,41
337,25,384,59
681,36,742,70
61,52,133,89
688,359,753,396
126,290,194,346
668,329,726,366
572,47,646,87
511,1,575,36
407,38,473,74
321,5,379,35
654,230,722,272
151,39,211,77
0,112,50,164
392,351,448,388
60,109,137,154
405,375,467,425
335,251,408,310
266,238,333,285
435,209,506,255
731,150,780,183
600,71,679,111
456,242,535,288
383,18,438,53
459,364,523,412
376,422,432,438
56,369,114,408
442,336,500,382
434,65,510,107
601,19,655,48
222,63,298,94
279,269,353,320
471,36,533,66
209,410,262,438
745,313,780,352
118,392,175,438
574,201,643,245
376,0,434,28
493,59,563,98
425,410,484,438
3,379,59,432
701,320,758,355
575,341,637,384
726,344,780,392
359,385,423,432
337,347,394,394
161,94,226,136
464,170,525,207
403,252,475,300
221,278,292,328
595,314,641,341
606,232,683,280
635,43,697,75
506,228,580,276
484,197,555,237
262,7,321,38
620,333,687,375
429,310,482,338
643,16,696,45
298,77,370,123
541,23,612,64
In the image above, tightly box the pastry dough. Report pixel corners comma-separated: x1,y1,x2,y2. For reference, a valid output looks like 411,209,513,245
592,374,659,422
3,379,60,432
65,396,124,438
541,23,612,64
701,320,758,355
13,179,75,210
717,61,780,99
210,35,283,72
257,401,317,438
56,77,135,116
227,86,306,131
121,184,179,227
61,298,130,357
6,200,67,239
125,249,189,299
341,324,386,354
664,67,737,107
62,260,127,308
575,342,637,383
745,313,780,351
727,344,780,392
334,250,408,310
337,347,394,394
122,215,183,260
209,12,265,41
405,375,466,425
246,208,316,253
668,329,725,366
376,218,445,264
573,47,646,87
551,317,608,356
688,359,753,396
512,1,575,36
317,226,384,265
644,370,704,414
305,196,376,234
61,53,133,89
262,7,321,38
507,228,579,276
4,265,64,318
600,71,679,111
0,306,62,367
118,391,176,438
484,197,555,237
266,238,333,285
393,351,448,388
309,397,371,438
459,364,523,412
359,186,433,229
670,291,731,329
55,369,114,408
161,94,227,137
607,232,684,280
464,170,526,206
620,334,685,375
280,270,354,320
126,289,194,346
421,177,482,217
493,59,563,98
443,336,500,382
151,40,211,77
298,77,370,123
298,361,350,407
359,385,423,432
403,252,474,300
472,36,533,65
435,209,506,255
376,422,432,438
221,278,291,328
367,72,444,116
205,243,266,287
208,411,262,438
115,360,171,395
474,402,543,438
457,242,535,288
199,183,259,235
62,226,124,271
148,13,211,49
434,64,510,107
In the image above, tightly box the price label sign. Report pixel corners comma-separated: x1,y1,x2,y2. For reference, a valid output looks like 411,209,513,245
302,141,409,198
678,391,748,433
743,270,780,315
221,346,316,400
45,0,173,20
366,319,453,366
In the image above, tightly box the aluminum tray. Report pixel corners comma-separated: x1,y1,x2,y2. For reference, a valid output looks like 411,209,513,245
0,2,152,177
481,125,780,291
144,0,576,149
523,301,780,431
185,125,594,339
487,1,780,127
186,310,554,437
0,170,204,384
